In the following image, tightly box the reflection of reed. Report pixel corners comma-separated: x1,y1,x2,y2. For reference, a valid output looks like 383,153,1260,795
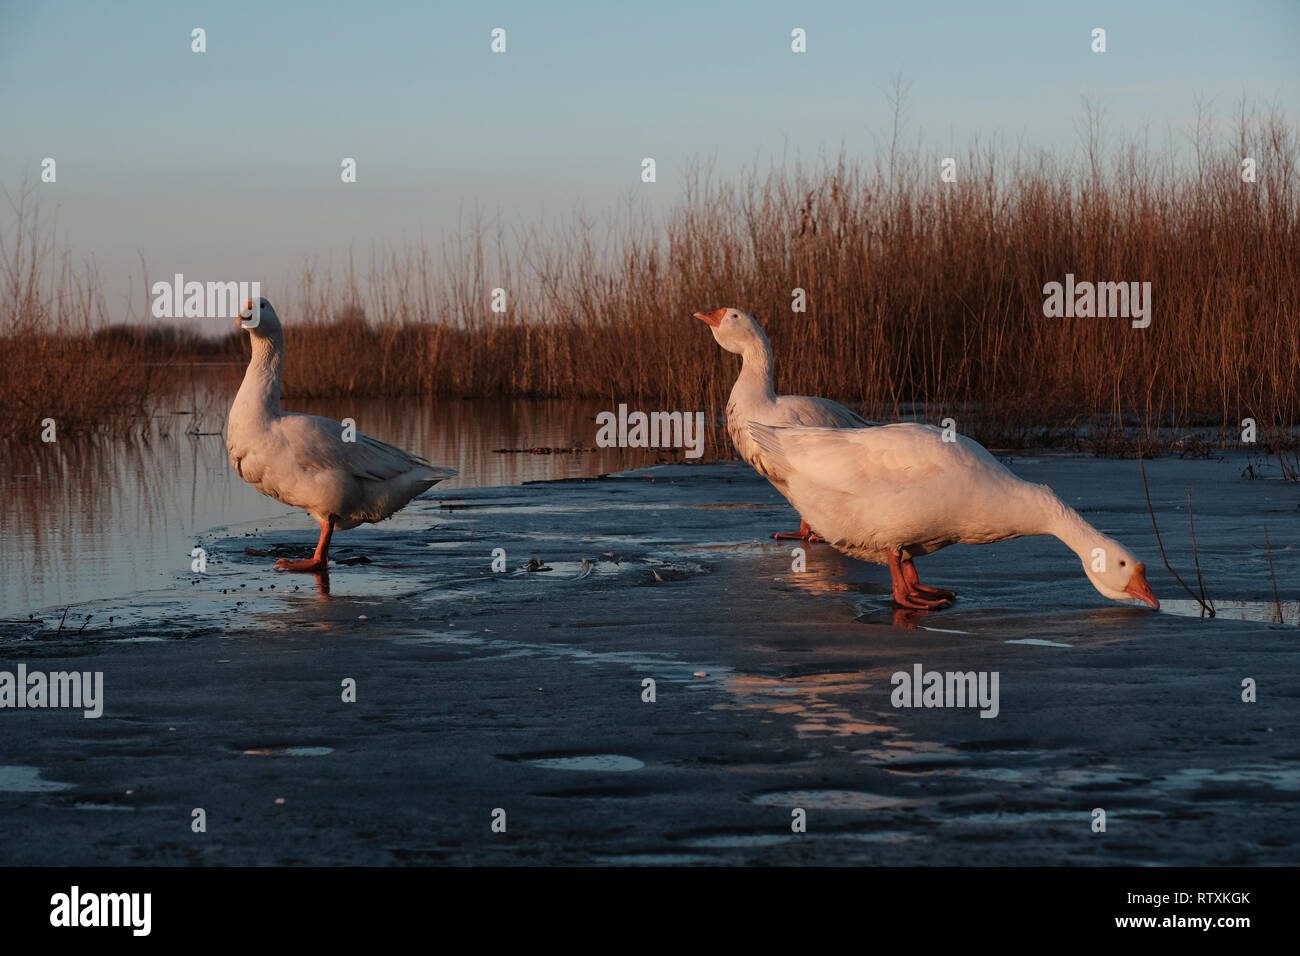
2,419,236,610
0,372,678,611
1159,599,1300,627
288,393,676,489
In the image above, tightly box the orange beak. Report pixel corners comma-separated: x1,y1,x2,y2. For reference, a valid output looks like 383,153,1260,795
694,308,725,328
237,300,254,327
1124,563,1159,609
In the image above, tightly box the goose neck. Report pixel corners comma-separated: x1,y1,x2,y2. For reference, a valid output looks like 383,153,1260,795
235,336,284,417
1036,491,1104,562
735,339,776,400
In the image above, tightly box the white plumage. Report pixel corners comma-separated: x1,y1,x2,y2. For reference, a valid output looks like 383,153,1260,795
226,298,455,572
695,307,873,539
747,420,1159,611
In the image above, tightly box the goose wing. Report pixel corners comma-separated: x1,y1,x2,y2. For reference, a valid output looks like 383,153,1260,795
747,421,1007,496
780,395,877,429
277,413,456,483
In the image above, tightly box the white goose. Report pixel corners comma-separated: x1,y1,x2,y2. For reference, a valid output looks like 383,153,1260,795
226,298,456,573
747,421,1160,611
695,307,873,540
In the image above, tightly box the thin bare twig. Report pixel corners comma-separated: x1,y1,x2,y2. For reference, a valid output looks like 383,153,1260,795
1139,456,1213,615
1186,490,1214,615
1265,527,1283,624
1276,446,1299,482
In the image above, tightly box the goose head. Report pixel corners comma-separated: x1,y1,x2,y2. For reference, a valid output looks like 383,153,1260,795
694,307,769,356
237,297,283,339
1081,536,1159,608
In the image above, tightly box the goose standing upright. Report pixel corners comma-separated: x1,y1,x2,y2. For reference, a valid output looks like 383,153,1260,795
747,420,1160,611
695,307,872,540
226,298,456,573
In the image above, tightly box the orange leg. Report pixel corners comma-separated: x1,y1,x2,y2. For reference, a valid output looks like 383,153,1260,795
888,552,951,609
902,558,956,600
275,516,335,573
771,518,826,543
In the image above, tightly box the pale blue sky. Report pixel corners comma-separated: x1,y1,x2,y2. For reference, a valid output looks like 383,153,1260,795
2,0,1297,319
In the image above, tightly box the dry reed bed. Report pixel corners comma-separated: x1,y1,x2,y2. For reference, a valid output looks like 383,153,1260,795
0,194,178,441
3,110,1298,452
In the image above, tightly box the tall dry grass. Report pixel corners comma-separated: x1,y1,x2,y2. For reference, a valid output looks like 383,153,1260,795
3,104,1298,451
275,107,1299,449
0,184,191,442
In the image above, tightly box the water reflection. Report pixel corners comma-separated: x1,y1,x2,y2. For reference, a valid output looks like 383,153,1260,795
716,671,898,738
780,553,936,627
1160,598,1299,626
781,549,884,597
1,370,676,613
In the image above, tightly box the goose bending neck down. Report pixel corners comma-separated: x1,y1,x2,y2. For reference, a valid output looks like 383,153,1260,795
695,307,873,541
226,298,456,574
747,421,1159,612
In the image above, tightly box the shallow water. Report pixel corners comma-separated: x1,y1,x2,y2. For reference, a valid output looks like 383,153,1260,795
0,374,673,613
0,765,75,793
518,754,646,772
243,746,335,758
0,425,1297,864
1159,597,1299,626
